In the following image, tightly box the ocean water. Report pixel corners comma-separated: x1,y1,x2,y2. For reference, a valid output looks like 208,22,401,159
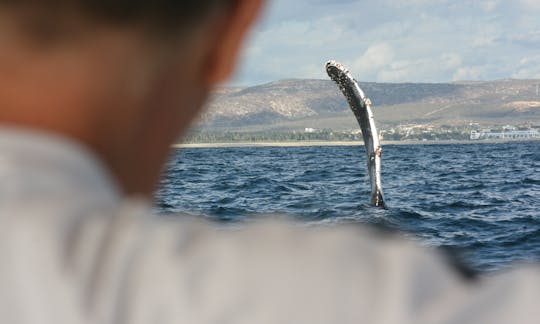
156,141,540,272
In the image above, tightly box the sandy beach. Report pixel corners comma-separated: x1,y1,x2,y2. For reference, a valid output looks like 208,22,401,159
174,141,364,148
172,138,539,148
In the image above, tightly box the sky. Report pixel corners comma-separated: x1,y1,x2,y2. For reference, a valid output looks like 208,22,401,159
231,0,540,86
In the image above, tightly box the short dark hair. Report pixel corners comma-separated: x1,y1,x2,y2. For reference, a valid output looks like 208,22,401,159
1,0,232,31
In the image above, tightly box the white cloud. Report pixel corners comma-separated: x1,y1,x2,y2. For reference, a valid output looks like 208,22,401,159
363,53,464,83
520,0,540,11
231,0,540,85
352,43,395,78
453,66,484,81
441,53,463,69
512,55,540,79
382,0,450,9
480,0,500,12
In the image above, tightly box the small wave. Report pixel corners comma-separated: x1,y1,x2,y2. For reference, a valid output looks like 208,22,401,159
158,142,540,272
522,178,540,185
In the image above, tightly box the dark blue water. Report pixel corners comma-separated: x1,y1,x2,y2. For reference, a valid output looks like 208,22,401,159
156,141,540,272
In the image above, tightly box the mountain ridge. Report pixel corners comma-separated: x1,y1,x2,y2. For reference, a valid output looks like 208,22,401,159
195,78,540,132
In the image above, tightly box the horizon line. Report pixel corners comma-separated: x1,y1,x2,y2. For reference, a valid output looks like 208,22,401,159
225,77,540,88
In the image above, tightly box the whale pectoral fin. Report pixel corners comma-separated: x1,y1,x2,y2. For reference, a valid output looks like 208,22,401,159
325,60,386,208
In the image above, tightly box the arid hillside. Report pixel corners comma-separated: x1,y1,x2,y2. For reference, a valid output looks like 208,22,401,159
194,79,540,131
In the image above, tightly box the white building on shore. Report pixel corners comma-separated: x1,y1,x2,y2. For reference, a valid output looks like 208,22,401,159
470,127,540,140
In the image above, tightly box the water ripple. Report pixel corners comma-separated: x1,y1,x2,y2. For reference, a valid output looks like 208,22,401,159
156,141,540,272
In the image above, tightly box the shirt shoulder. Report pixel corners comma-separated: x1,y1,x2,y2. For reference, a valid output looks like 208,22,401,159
79,205,540,324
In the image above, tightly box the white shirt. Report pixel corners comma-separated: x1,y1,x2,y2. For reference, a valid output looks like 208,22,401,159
0,127,538,324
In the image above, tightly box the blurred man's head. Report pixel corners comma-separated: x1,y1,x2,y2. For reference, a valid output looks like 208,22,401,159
0,0,264,195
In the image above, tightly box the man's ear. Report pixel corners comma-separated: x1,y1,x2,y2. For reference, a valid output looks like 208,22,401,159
204,0,265,86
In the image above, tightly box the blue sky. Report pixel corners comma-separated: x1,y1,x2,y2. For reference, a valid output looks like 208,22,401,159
231,0,540,85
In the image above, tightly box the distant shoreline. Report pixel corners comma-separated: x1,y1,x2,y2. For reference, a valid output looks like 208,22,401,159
173,138,539,148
